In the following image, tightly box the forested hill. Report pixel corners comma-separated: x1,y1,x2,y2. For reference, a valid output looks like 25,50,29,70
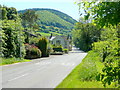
18,8,77,29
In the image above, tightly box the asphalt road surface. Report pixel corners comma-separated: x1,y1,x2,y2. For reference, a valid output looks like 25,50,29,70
1,47,87,88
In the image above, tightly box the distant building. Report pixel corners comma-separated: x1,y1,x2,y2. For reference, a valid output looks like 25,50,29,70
49,35,72,50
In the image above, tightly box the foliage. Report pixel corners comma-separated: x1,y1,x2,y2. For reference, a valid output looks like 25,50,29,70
63,49,68,54
2,19,25,58
37,37,48,57
19,10,39,43
52,45,63,52
93,26,119,87
24,44,41,59
72,22,101,51
29,37,39,45
0,5,26,58
78,2,120,27
18,8,76,36
0,23,6,57
56,51,115,88
18,8,77,28
36,10,73,29
77,1,120,87
1,6,18,20
19,10,38,28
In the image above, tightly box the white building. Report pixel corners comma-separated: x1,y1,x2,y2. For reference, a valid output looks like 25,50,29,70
49,35,72,50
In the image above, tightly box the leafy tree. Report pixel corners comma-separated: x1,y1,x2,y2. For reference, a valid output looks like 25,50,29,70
1,8,7,20
2,19,25,58
20,10,38,28
73,22,101,51
0,5,26,58
78,2,120,27
77,1,120,87
20,10,39,43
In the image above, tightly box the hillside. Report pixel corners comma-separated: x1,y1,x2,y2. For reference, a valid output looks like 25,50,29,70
18,8,77,36
36,10,73,29
18,8,77,29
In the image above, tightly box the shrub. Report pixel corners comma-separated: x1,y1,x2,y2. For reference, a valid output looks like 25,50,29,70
2,20,25,58
25,44,41,59
63,49,68,54
29,37,39,45
37,37,48,57
52,45,63,52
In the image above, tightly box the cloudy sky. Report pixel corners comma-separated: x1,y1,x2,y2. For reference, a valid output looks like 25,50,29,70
1,0,81,20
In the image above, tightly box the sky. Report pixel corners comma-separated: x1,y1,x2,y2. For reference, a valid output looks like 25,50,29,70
1,0,81,21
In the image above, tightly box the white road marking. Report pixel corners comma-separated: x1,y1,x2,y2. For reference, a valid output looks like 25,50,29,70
8,73,29,81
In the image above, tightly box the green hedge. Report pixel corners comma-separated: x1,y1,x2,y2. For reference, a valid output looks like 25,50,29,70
37,37,49,57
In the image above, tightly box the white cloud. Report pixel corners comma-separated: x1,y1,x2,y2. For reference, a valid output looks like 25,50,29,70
3,0,76,3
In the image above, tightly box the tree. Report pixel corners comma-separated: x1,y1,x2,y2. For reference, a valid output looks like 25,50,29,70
78,1,120,27
73,22,101,51
77,1,120,87
20,10,38,28
2,20,25,58
1,8,7,20
20,10,39,43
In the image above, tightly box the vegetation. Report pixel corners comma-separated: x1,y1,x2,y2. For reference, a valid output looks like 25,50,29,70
36,10,73,29
37,37,49,57
18,8,77,36
18,8,77,27
52,45,63,52
19,10,39,43
0,5,73,65
63,49,68,54
0,58,31,66
1,6,25,58
79,1,120,87
72,22,101,52
61,1,119,88
57,51,117,88
24,44,41,59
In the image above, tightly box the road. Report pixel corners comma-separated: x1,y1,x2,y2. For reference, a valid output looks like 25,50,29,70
1,47,87,88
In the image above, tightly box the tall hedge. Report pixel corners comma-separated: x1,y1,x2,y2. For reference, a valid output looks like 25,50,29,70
2,20,25,58
37,37,48,57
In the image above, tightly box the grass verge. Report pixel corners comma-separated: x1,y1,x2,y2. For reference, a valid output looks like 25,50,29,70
0,58,31,66
56,51,115,88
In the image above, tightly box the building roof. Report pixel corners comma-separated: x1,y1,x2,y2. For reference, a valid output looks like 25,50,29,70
49,35,68,41
49,36,56,41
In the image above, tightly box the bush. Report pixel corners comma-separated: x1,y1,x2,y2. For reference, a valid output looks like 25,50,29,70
25,44,41,59
2,20,25,58
63,49,68,54
52,45,63,52
37,37,48,57
29,37,39,45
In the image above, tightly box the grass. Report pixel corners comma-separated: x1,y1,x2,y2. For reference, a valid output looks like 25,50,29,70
39,32,51,36
0,57,31,66
37,32,62,37
56,51,116,88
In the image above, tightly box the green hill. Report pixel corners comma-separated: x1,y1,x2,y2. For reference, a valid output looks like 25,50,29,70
36,10,73,29
18,8,77,29
18,8,77,36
